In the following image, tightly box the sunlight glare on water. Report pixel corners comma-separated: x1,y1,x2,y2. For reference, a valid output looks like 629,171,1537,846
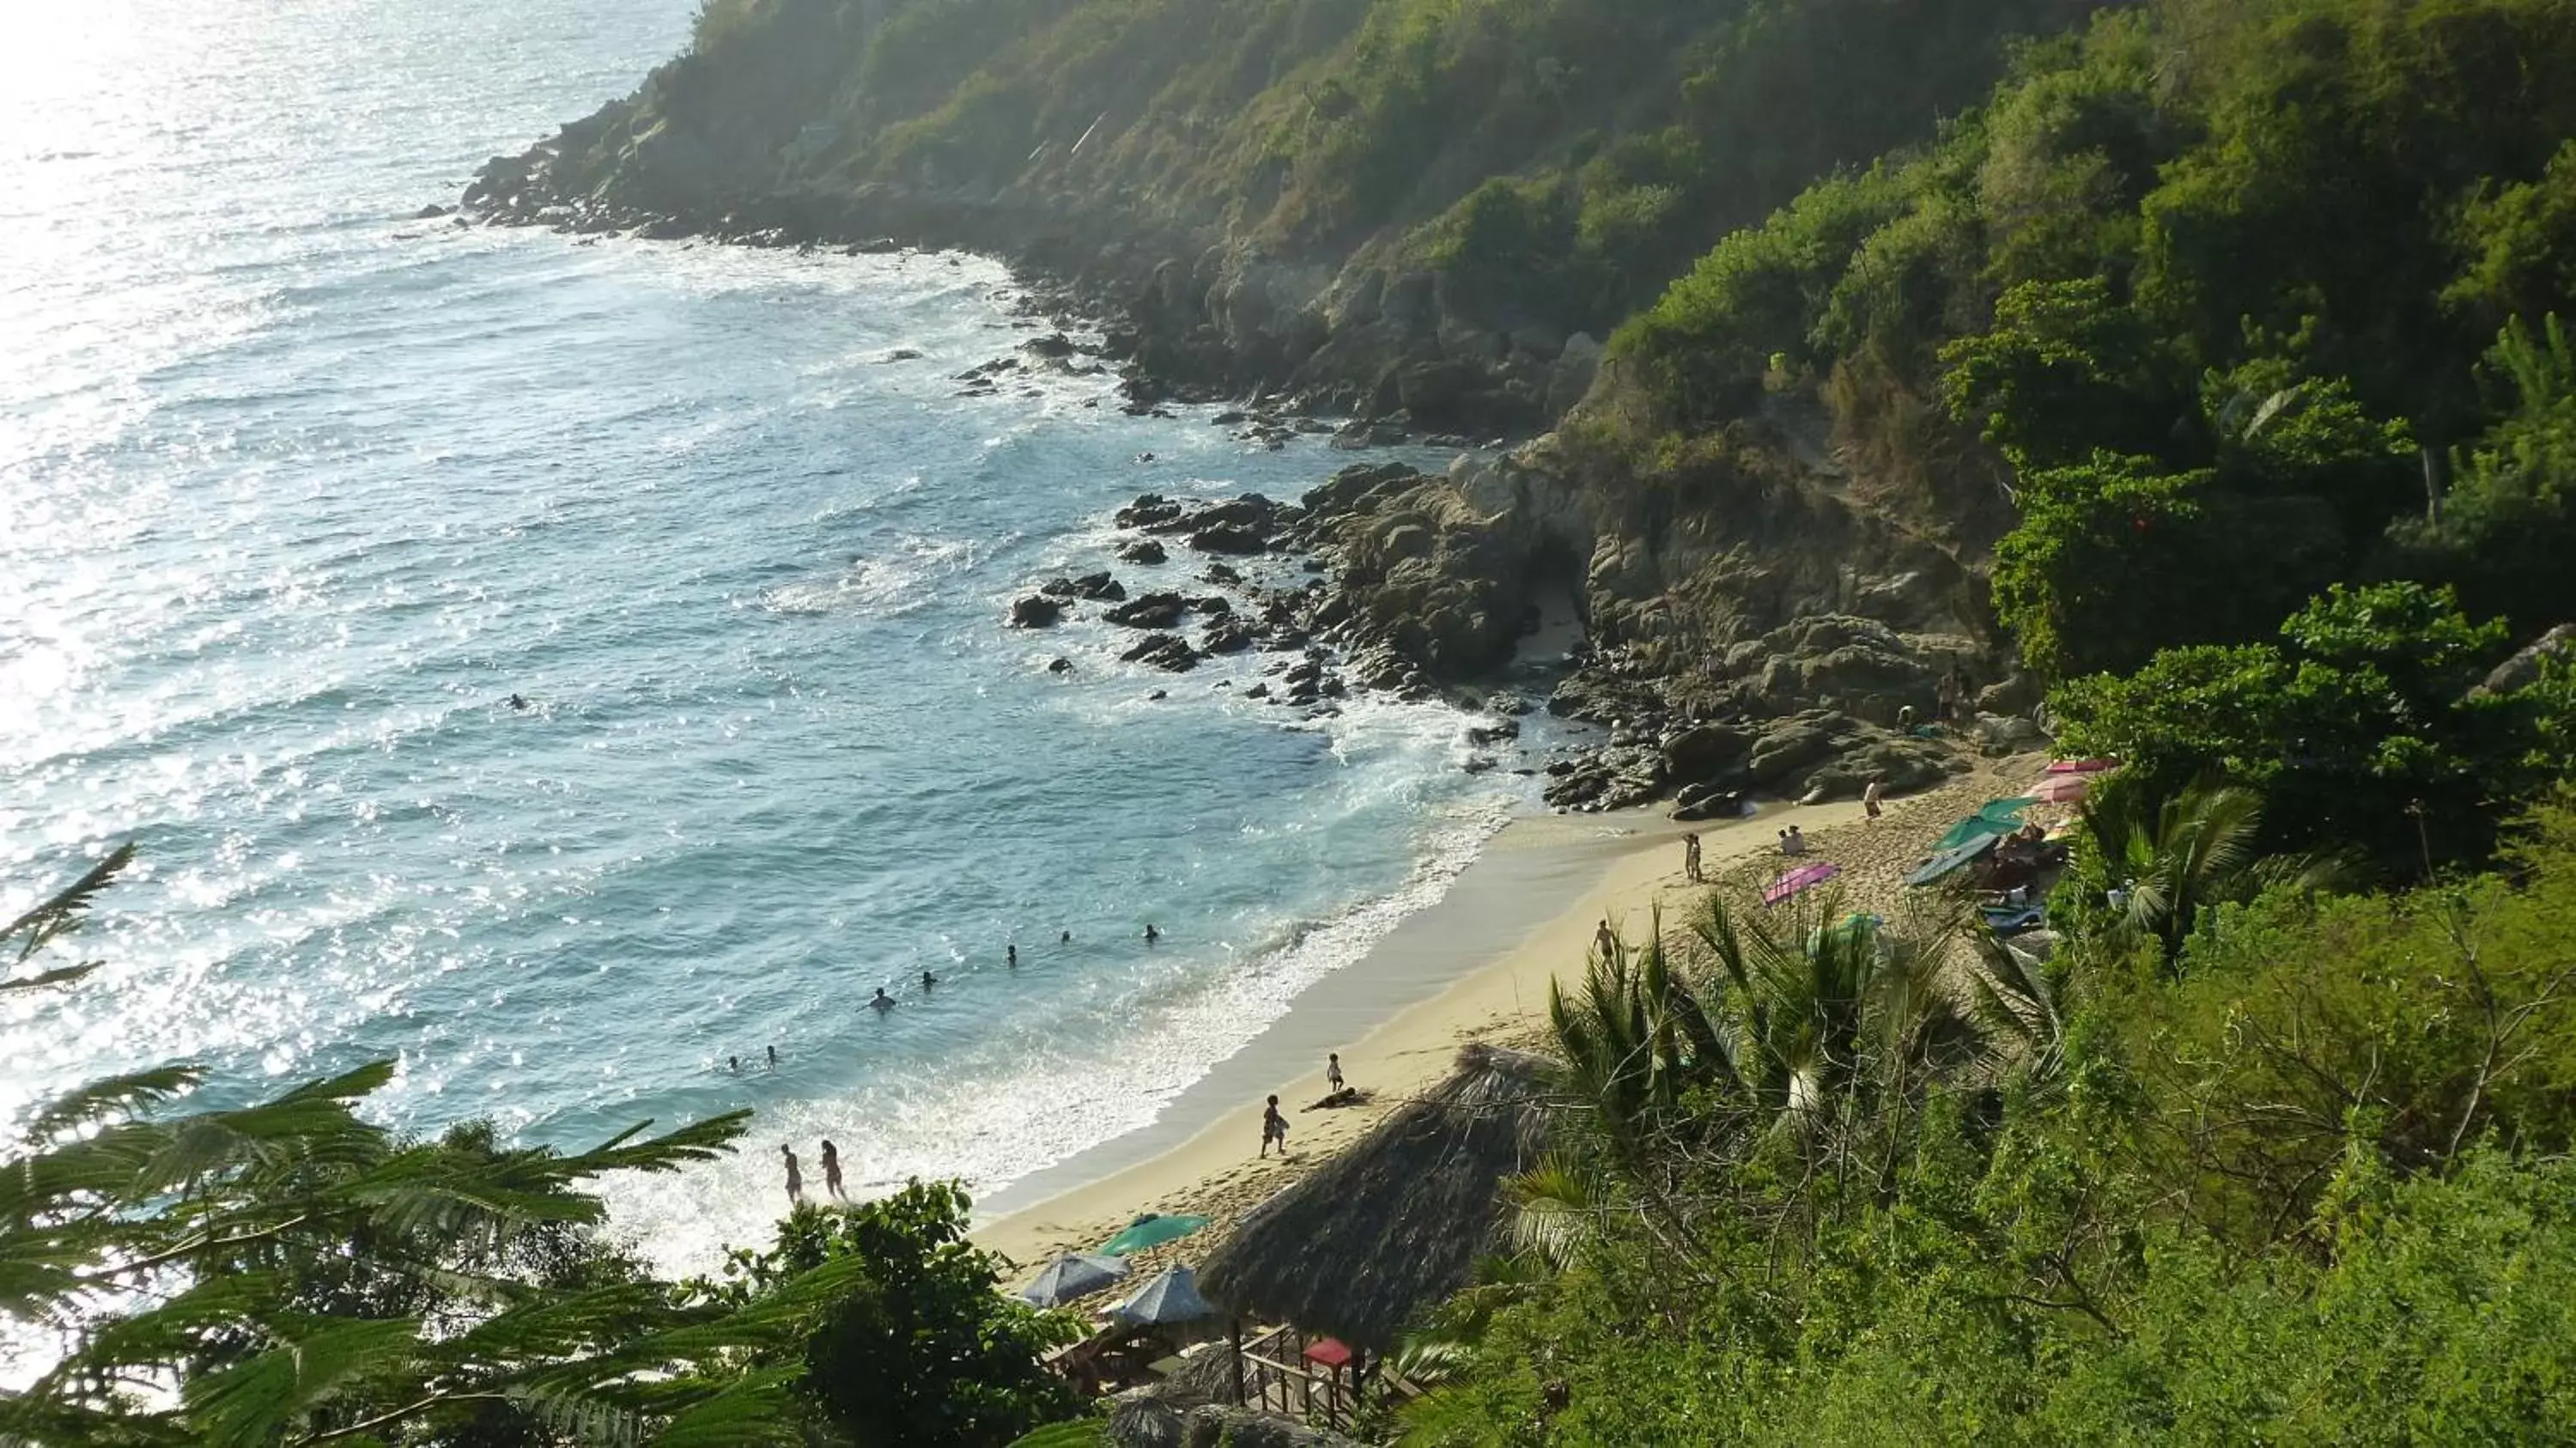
0,0,1524,1270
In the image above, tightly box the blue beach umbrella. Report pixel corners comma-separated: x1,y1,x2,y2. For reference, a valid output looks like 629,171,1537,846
1109,1264,1216,1327
1020,1252,1130,1308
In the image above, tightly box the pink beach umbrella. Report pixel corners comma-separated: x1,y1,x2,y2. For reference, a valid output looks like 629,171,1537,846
2044,758,2118,776
1763,861,1841,906
2031,773,2092,805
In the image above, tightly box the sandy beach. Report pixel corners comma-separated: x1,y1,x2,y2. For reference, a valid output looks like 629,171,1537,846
976,751,2048,1273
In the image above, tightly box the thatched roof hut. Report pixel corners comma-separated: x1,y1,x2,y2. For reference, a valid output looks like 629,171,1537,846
1196,1043,1554,1351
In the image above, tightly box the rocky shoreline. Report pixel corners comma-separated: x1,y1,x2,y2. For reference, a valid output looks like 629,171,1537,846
459,131,2037,821
1008,432,2035,814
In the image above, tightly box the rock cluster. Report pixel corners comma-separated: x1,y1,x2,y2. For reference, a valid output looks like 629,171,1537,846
1540,709,1968,813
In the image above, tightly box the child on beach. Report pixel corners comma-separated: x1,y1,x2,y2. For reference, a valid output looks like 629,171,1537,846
1260,1095,1290,1158
1327,1052,1346,1092
1684,831,1704,883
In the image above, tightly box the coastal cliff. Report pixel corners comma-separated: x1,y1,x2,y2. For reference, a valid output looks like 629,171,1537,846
468,0,2094,801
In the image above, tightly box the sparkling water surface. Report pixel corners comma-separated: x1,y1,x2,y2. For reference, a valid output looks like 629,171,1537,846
0,0,1518,1268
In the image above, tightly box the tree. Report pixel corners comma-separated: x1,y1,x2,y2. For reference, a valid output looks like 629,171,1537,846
1,849,1066,1448
690,1183,1083,1448
2063,774,2343,966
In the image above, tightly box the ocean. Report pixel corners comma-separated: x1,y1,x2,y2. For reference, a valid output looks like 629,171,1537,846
0,0,1528,1271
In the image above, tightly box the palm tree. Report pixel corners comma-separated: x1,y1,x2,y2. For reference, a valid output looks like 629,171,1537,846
0,850,860,1447
2076,774,2347,964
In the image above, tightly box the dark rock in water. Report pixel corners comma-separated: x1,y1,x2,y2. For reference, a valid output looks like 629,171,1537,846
1118,538,1170,566
1189,594,1232,617
1244,682,1271,699
1048,657,1074,674
1042,571,1127,602
413,203,452,219
1188,523,1270,555
1467,718,1521,747
1105,592,1189,630
1202,619,1256,654
1116,493,1185,530
1486,692,1534,716
1186,495,1280,532
1202,562,1244,587
1464,755,1499,775
881,348,924,362
1022,332,1076,359
1009,595,1066,629
1212,409,1250,425
849,236,903,254
1121,633,1200,672
1147,689,1168,701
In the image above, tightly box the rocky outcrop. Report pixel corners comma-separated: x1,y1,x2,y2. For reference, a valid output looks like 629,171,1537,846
1009,595,1065,628
2473,623,2576,699
1042,571,1128,602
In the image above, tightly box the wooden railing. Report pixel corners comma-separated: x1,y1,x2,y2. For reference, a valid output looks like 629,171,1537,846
1227,1324,1416,1431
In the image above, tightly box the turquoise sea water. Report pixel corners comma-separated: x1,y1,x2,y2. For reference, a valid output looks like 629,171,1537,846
0,0,1520,1268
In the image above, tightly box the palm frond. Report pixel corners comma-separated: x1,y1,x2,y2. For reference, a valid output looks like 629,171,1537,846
3,844,136,965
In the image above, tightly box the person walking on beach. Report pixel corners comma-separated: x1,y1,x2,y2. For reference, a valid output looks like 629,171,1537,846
1327,1052,1346,1092
1260,1094,1291,1158
1862,778,1886,819
1683,831,1704,883
819,1139,847,1202
781,1145,805,1206
1594,917,1617,960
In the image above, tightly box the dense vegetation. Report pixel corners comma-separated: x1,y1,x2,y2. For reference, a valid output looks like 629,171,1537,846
648,0,2093,334
1388,789,2576,1443
1371,0,2576,1439
0,853,1079,1447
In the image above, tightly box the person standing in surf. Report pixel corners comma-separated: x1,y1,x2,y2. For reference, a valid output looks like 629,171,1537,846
819,1140,847,1202
781,1145,805,1206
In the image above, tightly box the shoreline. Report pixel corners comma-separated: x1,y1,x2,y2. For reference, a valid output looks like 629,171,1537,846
971,793,1862,1264
973,752,2050,1271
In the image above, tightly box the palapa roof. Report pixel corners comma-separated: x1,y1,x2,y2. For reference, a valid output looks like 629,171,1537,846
1197,1043,1553,1350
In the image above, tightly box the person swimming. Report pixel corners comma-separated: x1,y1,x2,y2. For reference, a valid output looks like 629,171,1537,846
727,1055,740,1074
507,693,529,711
920,969,939,990
870,988,894,1011
765,1044,778,1066
1143,923,1161,944
1006,944,1018,969
1060,929,1072,944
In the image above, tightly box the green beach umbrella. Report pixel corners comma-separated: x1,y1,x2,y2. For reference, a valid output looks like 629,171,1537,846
1935,797,2037,853
1099,1212,1208,1256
